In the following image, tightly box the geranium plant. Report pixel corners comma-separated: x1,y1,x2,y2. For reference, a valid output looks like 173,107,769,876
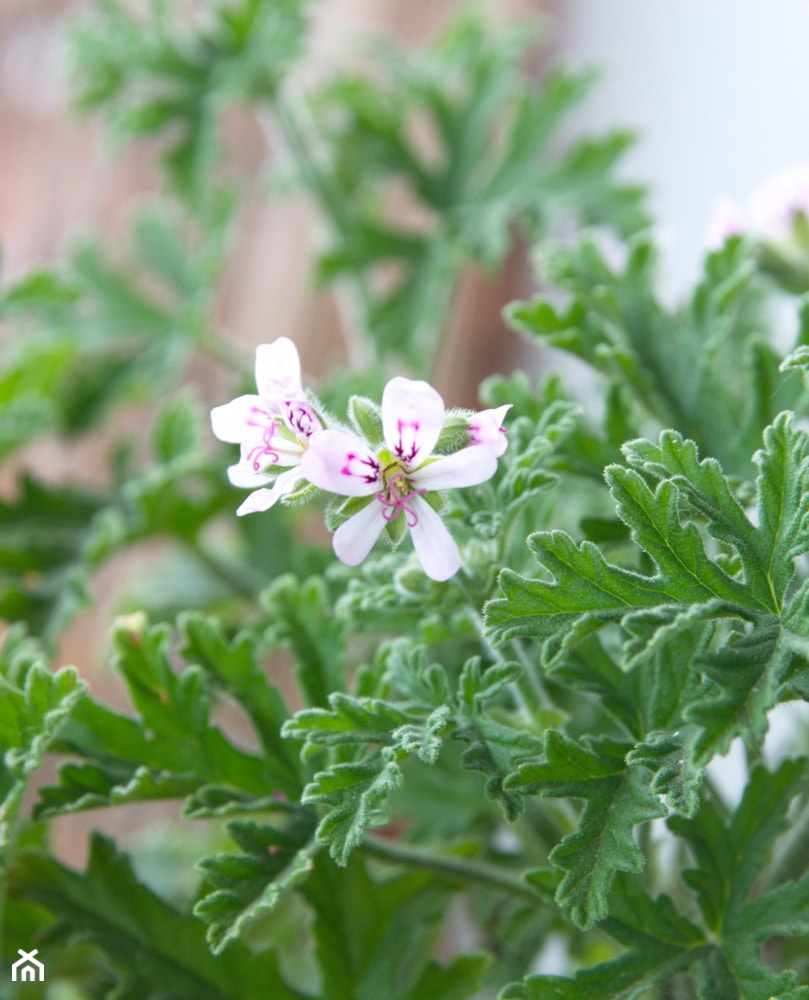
3,2,809,998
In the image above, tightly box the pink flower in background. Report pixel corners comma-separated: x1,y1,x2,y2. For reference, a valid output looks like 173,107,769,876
211,337,322,515
705,197,744,250
705,165,809,249
301,377,504,581
749,164,809,238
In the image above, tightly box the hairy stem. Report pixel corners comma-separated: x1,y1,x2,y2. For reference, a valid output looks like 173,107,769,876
362,833,541,903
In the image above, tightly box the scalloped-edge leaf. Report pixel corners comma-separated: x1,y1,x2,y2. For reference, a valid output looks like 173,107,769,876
194,812,319,953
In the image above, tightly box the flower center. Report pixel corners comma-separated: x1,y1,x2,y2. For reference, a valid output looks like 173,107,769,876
377,468,427,527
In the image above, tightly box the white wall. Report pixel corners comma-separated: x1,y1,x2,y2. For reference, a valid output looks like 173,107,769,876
558,0,809,296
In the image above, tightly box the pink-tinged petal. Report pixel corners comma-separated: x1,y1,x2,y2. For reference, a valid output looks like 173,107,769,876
235,468,303,515
301,429,381,497
255,337,304,400
411,446,497,491
382,376,445,467
408,496,461,581
333,501,387,565
211,395,267,444
282,399,322,440
468,404,511,457
749,164,809,238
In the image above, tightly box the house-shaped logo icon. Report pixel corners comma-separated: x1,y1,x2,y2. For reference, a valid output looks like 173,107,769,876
11,948,44,982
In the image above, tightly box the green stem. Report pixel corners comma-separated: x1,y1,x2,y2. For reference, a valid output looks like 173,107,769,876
361,833,540,903
267,91,374,370
199,331,253,379
185,538,265,601
0,800,27,965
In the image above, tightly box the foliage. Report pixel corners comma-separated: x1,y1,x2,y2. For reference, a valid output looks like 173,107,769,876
3,1,809,998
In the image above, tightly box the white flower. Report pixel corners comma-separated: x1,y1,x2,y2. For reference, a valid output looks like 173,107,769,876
301,377,503,581
211,337,322,515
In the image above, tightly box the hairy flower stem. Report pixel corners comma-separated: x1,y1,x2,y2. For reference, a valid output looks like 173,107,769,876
361,833,541,903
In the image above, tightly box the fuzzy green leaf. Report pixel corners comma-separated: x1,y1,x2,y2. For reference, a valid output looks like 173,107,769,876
302,850,473,1000
179,613,301,795
262,574,346,708
662,762,809,998
38,618,280,817
0,629,86,849
9,833,305,999
194,811,318,953
302,751,403,865
501,875,705,999
507,731,665,928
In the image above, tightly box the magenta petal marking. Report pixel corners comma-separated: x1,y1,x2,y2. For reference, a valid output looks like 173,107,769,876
382,377,444,466
394,418,422,463
341,452,381,483
283,400,320,439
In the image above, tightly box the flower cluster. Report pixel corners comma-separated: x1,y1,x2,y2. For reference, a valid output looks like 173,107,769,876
211,339,509,581
706,163,809,249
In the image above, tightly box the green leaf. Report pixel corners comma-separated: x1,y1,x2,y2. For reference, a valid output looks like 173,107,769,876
400,954,492,1000
178,613,301,796
301,751,403,865
626,729,703,818
666,762,809,999
282,693,412,757
38,617,282,817
194,811,318,953
377,640,452,710
486,417,809,764
501,875,706,999
507,731,665,928
685,620,792,762
507,234,769,475
302,850,470,1000
452,659,544,821
0,628,86,850
0,476,109,644
261,575,346,708
307,12,645,369
152,390,202,462
624,412,809,612
9,833,306,999
72,0,310,195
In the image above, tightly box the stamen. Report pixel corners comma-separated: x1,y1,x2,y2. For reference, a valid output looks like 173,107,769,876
376,471,427,527
245,407,281,470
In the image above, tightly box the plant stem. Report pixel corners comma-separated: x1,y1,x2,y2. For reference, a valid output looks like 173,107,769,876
185,538,265,600
361,833,541,903
199,330,253,378
265,91,374,370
